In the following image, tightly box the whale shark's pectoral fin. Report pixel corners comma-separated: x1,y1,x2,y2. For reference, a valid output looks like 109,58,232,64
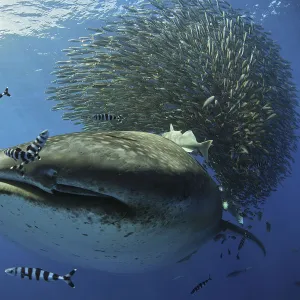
220,219,266,256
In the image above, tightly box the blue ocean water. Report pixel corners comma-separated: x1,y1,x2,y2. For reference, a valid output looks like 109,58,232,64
0,0,299,299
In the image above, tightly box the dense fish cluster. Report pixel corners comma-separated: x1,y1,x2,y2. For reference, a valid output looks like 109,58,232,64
46,0,299,207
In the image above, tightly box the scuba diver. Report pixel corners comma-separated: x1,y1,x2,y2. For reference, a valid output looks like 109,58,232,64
0,87,10,98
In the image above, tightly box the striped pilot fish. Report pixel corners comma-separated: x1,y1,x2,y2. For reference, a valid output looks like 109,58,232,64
92,113,123,122
4,129,49,175
25,129,49,160
4,129,49,163
5,267,77,288
0,87,10,98
190,274,212,294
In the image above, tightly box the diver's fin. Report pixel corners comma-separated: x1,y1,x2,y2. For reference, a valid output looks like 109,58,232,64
220,219,266,256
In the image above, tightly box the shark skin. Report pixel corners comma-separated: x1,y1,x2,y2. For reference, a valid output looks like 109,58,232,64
0,131,265,273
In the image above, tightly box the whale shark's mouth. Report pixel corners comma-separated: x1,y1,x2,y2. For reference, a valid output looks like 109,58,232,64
0,178,135,220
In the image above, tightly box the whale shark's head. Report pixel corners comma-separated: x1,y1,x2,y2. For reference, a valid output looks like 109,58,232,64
0,131,222,273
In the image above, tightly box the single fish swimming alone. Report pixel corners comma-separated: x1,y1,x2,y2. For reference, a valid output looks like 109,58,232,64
5,267,77,288
92,113,123,122
266,221,271,232
0,87,10,98
226,267,252,278
190,274,212,294
172,275,184,281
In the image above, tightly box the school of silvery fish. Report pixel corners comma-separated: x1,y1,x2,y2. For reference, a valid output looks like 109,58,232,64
46,0,299,213
0,0,298,294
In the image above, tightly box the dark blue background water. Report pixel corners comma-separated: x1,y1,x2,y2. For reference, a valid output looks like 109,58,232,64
0,0,299,299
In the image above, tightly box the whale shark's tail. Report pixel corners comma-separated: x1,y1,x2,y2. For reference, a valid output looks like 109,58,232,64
180,130,213,162
220,219,266,256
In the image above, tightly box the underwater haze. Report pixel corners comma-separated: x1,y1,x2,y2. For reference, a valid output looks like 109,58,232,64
0,0,299,299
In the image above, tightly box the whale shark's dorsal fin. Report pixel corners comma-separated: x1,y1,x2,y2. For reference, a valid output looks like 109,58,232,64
220,219,266,256
170,124,174,131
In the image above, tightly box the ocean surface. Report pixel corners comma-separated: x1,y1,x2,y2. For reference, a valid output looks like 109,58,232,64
0,0,299,299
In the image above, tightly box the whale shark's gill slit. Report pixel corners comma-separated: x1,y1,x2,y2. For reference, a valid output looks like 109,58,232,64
53,184,105,197
49,190,135,218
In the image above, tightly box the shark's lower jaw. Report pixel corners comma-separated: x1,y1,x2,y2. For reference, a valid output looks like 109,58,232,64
0,179,221,274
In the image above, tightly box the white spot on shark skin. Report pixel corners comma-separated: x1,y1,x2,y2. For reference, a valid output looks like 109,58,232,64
44,168,58,178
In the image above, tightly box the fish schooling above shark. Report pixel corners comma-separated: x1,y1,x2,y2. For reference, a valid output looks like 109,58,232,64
161,124,213,162
0,131,265,273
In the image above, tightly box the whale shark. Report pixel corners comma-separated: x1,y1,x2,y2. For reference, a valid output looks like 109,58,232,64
0,131,265,273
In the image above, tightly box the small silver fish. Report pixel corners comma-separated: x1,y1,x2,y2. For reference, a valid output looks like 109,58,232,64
172,275,184,281
266,221,271,232
202,96,215,108
227,267,252,278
